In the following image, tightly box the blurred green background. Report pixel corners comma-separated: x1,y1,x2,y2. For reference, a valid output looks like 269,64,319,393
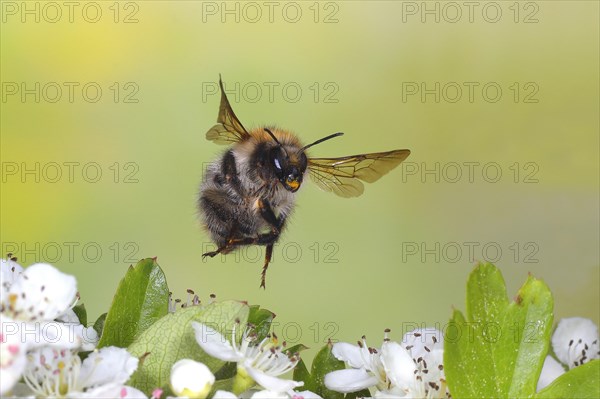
1,1,598,358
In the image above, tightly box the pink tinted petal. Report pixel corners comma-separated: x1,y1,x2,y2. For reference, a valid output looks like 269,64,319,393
293,390,323,399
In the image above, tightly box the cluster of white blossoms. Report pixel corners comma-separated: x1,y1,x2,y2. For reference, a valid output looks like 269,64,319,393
324,328,449,398
0,258,145,398
323,319,600,398
2,256,597,399
169,320,322,398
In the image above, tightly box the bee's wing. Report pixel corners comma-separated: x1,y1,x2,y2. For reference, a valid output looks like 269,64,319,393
206,77,251,145
307,150,410,197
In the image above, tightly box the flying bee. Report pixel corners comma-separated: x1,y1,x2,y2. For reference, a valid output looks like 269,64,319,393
199,77,410,288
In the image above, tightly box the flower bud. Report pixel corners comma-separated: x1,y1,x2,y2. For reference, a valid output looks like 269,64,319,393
170,359,215,398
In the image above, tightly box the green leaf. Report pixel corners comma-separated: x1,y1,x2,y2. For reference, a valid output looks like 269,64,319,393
72,303,87,325
535,360,600,399
98,258,169,348
209,377,235,396
312,342,346,399
293,358,312,390
292,342,345,399
127,300,249,395
284,343,310,356
445,262,554,399
466,261,509,323
214,362,237,380
247,304,275,342
93,313,107,338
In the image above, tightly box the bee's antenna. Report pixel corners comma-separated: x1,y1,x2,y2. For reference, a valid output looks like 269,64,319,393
302,132,344,150
264,128,281,146
264,128,290,158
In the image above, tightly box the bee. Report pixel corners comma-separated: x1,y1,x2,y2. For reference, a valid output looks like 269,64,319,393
199,77,410,288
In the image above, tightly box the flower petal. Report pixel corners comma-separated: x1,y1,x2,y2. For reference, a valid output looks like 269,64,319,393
0,320,28,396
380,341,415,390
537,355,566,391
73,324,99,351
552,317,599,368
331,342,365,369
293,390,324,399
250,390,289,399
324,368,378,393
0,259,23,303
77,347,139,388
246,365,303,392
7,320,92,349
56,308,80,324
170,359,215,397
213,390,239,399
4,263,77,321
192,322,242,362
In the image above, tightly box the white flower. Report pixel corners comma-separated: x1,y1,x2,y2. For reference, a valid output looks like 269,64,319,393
0,260,97,349
552,317,599,369
20,346,140,398
536,317,599,391
324,338,385,393
192,321,302,395
0,260,98,395
325,329,449,399
2,262,77,322
397,328,447,398
170,359,215,398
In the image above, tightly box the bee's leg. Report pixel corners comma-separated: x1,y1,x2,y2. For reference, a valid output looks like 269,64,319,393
202,246,227,258
256,200,283,242
258,199,279,230
202,235,256,258
202,245,229,258
255,199,283,288
202,223,251,258
258,198,287,232
260,244,274,289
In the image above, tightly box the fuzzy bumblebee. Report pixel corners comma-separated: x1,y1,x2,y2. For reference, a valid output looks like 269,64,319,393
199,77,410,288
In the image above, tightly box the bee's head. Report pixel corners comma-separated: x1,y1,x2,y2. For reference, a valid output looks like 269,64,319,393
265,129,307,193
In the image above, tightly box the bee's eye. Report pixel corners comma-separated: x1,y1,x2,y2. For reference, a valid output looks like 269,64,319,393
274,158,282,170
